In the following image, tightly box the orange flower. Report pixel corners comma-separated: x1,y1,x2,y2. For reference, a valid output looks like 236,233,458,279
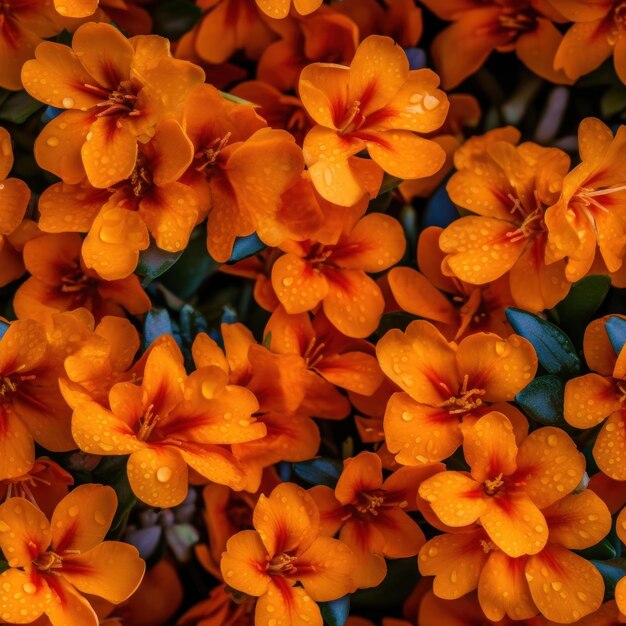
376,320,536,466
552,0,626,83
422,0,571,89
564,315,626,480
419,488,610,622
271,211,406,337
230,81,312,146
191,0,277,65
256,0,321,19
615,506,626,616
385,226,514,340
419,412,585,557
220,483,357,626
181,83,304,263
71,340,266,507
257,6,358,91
0,0,61,90
22,22,205,188
0,126,32,287
0,458,73,517
0,484,145,625
309,451,442,588
191,326,321,486
0,314,90,481
14,232,151,320
439,126,572,312
299,34,448,206
265,306,384,409
545,118,626,283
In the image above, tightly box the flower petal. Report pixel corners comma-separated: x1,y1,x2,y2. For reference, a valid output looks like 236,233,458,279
220,529,270,597
0,498,50,568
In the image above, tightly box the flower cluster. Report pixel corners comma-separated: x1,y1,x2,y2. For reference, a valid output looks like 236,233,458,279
1,1,626,625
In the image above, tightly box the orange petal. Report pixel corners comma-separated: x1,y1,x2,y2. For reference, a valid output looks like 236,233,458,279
594,411,626,481
54,0,98,17
298,62,347,125
51,484,116,553
554,20,612,81
296,535,357,600
0,568,48,623
71,22,133,90
221,529,271,597
191,333,229,373
544,490,612,550
272,253,328,314
375,68,449,134
348,35,408,116
481,492,548,557
21,42,101,110
82,202,150,280
617,576,626,617
375,508,426,558
0,407,35,480
0,498,50,568
338,519,387,589
256,581,322,626
478,551,537,621
376,320,458,405
81,117,138,189
0,318,48,374
335,451,383,505
419,471,486,527
0,126,14,179
61,541,144,603
564,374,618,429
383,392,462,465
439,216,525,285
525,545,604,623
331,213,406,272
367,130,446,180
292,0,322,15
456,332,537,402
418,529,489,599
462,412,518,482
386,267,457,325
178,442,247,490
323,269,384,338
44,578,99,626
516,427,585,509
253,483,319,556
0,179,29,236
316,351,383,396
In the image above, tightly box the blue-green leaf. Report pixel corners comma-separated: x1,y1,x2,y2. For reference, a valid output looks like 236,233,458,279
605,316,626,357
320,596,350,626
137,245,182,284
227,233,266,263
292,458,343,488
0,321,8,340
152,0,202,40
423,185,458,228
505,308,581,377
143,308,174,350
0,91,43,123
590,558,626,600
515,375,565,426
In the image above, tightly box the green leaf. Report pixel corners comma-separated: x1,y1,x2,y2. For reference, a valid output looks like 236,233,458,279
262,331,272,349
378,173,403,195
227,233,265,263
152,0,202,40
554,275,611,336
505,308,581,377
577,538,619,561
590,558,626,600
0,91,44,124
0,559,8,574
601,85,626,118
220,91,253,106
292,458,343,488
605,316,626,357
320,596,350,626
137,244,182,285
515,375,565,426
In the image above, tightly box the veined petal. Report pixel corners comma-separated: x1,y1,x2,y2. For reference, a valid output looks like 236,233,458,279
253,483,320,556
383,392,462,465
418,529,489,599
0,406,35,480
0,179,29,237
256,581,322,626
0,498,50,568
51,484,117,553
220,530,270,597
525,545,604,623
299,63,349,129
272,254,328,315
338,519,387,589
316,351,383,396
564,374,618,429
516,427,586,508
543,490,611,550
62,542,144,604
419,471,486,527
0,568,48,623
335,451,383,505
44,577,99,626
594,411,626,481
